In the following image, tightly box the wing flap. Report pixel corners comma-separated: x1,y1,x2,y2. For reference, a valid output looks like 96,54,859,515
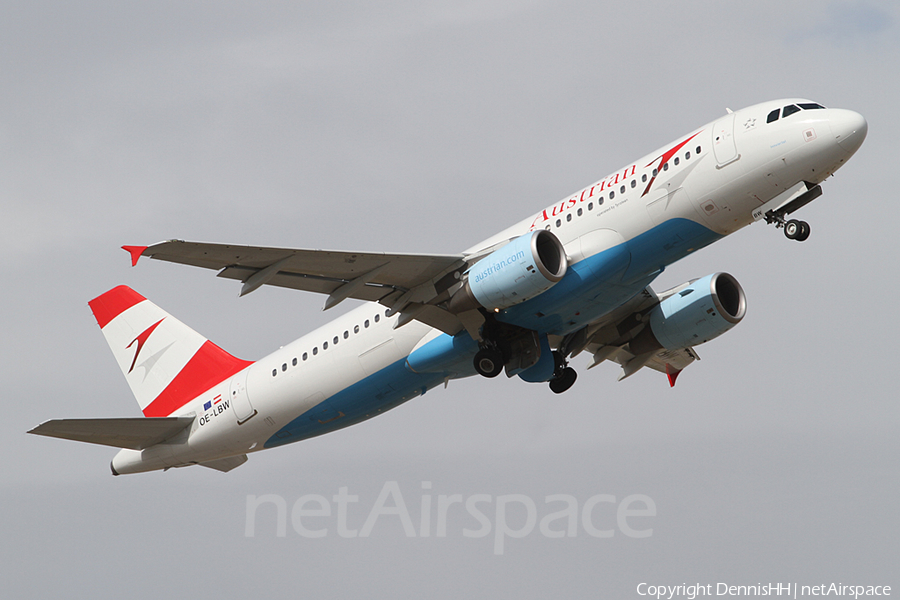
28,417,194,450
216,266,394,302
589,344,698,384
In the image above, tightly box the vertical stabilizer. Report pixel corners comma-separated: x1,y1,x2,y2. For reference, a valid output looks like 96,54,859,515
88,286,252,417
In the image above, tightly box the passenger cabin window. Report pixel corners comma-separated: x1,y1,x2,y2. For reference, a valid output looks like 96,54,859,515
782,104,801,118
767,109,780,123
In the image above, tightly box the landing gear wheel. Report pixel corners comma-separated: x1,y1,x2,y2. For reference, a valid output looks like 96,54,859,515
796,221,811,242
474,348,504,378
784,219,802,240
549,367,577,394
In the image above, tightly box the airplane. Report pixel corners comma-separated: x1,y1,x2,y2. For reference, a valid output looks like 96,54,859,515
29,98,867,475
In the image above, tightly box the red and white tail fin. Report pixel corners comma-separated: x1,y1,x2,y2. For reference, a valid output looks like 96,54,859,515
88,286,252,417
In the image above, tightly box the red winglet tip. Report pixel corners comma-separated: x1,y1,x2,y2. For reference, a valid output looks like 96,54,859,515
122,245,148,267
665,364,681,388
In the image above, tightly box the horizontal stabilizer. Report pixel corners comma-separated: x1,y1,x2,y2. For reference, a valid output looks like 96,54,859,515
199,454,248,472
28,417,193,450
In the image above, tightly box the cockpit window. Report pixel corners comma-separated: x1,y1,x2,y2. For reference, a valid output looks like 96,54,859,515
767,103,826,124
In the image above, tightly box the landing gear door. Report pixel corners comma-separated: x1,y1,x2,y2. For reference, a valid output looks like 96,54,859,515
230,370,257,425
712,113,739,167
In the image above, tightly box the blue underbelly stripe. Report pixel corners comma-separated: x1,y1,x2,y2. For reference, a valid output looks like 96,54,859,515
264,218,722,449
623,218,721,282
264,358,444,448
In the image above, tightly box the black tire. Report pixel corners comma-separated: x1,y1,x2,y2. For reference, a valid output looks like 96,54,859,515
784,220,801,240
797,221,811,242
549,367,577,394
552,350,567,378
474,349,504,378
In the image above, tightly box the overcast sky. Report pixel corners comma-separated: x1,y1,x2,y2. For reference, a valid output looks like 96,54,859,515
3,1,898,598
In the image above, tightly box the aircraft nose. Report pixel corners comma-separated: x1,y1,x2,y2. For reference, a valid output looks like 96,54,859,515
830,109,868,155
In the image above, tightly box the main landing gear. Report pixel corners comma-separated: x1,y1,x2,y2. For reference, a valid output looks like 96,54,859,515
473,342,577,394
549,351,577,394
473,346,504,378
471,317,578,393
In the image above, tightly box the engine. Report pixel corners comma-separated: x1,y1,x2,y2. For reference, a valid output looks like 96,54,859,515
636,272,747,352
448,229,568,313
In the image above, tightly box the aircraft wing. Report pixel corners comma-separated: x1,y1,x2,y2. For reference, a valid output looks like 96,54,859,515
560,284,699,386
127,240,471,335
28,417,194,450
586,344,698,386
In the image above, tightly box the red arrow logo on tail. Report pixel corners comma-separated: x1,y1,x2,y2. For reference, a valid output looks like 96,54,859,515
126,318,165,374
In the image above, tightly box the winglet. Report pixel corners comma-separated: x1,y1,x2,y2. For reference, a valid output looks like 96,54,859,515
122,246,148,267
665,363,681,387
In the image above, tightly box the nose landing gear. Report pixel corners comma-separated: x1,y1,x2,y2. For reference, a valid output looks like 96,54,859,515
766,202,811,242
763,183,821,242
783,219,811,241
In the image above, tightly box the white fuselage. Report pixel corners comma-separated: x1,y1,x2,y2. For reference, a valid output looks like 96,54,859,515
111,98,867,474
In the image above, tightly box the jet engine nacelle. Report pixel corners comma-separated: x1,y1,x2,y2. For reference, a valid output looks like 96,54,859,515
647,272,747,351
448,230,568,313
